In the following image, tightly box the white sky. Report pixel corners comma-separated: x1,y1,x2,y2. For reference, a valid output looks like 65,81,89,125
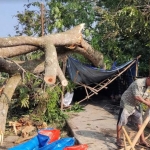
0,0,45,37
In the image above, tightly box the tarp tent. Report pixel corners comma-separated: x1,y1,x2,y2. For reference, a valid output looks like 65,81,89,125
67,57,137,85
66,56,138,103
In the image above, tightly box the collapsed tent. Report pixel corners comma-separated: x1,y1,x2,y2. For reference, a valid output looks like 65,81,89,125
66,56,139,103
67,57,137,85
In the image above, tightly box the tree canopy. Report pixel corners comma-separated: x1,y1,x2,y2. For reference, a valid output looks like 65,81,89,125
96,0,150,75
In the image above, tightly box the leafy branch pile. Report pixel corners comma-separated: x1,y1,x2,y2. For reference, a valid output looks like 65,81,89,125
7,72,76,129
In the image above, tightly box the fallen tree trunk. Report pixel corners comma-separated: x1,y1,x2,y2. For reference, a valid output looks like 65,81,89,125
0,24,104,134
0,24,103,67
0,24,104,86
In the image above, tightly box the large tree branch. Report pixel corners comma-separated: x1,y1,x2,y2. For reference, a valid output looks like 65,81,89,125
0,24,103,67
0,56,44,75
0,74,21,132
0,56,68,83
0,45,39,58
44,44,58,85
0,24,104,86
0,24,84,48
0,44,103,67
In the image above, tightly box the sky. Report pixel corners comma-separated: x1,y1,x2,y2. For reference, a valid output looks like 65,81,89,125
0,0,44,37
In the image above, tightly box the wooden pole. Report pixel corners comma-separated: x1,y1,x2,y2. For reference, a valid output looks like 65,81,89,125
60,57,67,111
135,60,138,79
132,108,150,147
123,133,127,150
40,3,44,36
121,109,150,150
122,126,135,150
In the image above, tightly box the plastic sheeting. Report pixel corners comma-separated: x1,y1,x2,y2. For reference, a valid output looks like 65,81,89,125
38,137,75,150
38,129,60,144
64,144,88,150
8,129,61,150
67,57,137,85
8,136,75,150
8,136,40,150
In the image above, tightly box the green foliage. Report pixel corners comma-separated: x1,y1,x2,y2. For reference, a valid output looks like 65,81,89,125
8,71,68,128
70,53,91,64
11,72,43,110
18,86,30,108
15,0,96,39
65,80,76,93
141,103,148,112
26,50,44,60
67,102,85,112
14,2,42,36
44,85,67,128
94,1,150,75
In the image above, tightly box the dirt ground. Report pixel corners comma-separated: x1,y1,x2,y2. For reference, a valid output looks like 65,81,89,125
67,95,150,150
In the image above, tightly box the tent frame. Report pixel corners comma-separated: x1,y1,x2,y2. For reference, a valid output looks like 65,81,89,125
75,55,141,104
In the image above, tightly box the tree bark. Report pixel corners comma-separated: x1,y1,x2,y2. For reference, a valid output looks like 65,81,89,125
44,44,58,85
0,74,21,132
0,24,84,48
0,45,39,58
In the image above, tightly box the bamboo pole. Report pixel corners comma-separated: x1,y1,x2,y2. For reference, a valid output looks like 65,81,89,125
84,86,89,99
121,109,150,150
122,126,135,150
77,83,98,94
132,108,150,147
123,133,127,150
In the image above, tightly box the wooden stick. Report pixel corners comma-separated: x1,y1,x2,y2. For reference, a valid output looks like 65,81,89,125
74,71,79,83
12,122,17,135
145,133,150,140
61,58,67,111
132,109,150,147
123,133,127,150
122,126,135,150
84,86,89,99
77,82,98,94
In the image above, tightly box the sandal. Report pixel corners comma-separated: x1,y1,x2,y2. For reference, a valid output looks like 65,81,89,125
116,140,124,147
139,142,150,148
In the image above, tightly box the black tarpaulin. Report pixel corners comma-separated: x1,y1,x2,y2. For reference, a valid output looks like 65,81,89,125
67,57,136,85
